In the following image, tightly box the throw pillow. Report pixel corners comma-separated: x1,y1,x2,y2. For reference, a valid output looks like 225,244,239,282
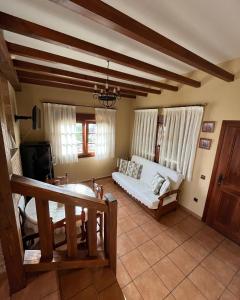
119,159,129,174
151,173,165,195
159,177,171,196
131,162,143,179
126,161,136,177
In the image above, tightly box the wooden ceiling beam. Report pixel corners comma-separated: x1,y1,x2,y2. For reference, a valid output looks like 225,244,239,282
8,42,175,90
52,0,235,82
0,11,200,87
13,60,162,94
19,77,136,99
16,69,147,96
0,30,21,90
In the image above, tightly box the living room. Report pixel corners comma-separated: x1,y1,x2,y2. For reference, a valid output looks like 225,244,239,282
0,1,240,300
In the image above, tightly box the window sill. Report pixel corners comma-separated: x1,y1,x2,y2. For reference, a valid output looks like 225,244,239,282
78,153,95,159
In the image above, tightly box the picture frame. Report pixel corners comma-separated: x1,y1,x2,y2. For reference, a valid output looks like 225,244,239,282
202,121,215,132
199,138,212,150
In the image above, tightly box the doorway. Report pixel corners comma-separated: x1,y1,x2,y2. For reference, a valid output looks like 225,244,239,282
203,121,240,245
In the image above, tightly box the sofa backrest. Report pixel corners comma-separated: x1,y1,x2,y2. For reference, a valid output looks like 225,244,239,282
131,155,184,190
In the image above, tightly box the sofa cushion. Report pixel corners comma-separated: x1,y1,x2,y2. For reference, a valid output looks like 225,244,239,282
131,162,143,179
151,173,165,195
125,161,135,176
119,158,129,174
112,172,177,209
159,177,171,196
131,155,183,190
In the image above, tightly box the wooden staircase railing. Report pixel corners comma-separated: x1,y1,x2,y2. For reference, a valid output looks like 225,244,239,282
10,174,117,275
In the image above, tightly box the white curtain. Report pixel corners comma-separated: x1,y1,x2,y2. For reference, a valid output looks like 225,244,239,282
95,108,116,160
43,103,77,164
160,106,203,181
131,109,158,161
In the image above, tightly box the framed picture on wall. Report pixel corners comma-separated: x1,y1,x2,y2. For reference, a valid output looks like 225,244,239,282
202,121,215,132
199,138,212,150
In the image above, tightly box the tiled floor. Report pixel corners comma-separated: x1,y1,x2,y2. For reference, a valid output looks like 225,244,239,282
98,178,240,300
1,178,240,300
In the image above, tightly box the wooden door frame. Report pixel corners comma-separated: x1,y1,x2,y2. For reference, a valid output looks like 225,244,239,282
202,120,240,222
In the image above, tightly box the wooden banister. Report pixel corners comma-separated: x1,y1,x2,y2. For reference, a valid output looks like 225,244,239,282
35,198,53,260
104,193,117,274
11,174,107,212
87,208,97,257
10,174,118,276
65,204,78,258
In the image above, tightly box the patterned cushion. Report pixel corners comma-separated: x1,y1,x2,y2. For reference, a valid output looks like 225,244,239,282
151,173,165,195
119,159,129,174
159,177,171,196
131,162,143,179
125,161,136,177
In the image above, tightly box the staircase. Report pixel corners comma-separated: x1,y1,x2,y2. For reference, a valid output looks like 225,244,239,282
6,174,123,298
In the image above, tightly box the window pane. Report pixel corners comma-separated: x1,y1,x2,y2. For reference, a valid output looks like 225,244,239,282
88,133,95,143
88,143,95,152
88,123,96,134
76,123,83,133
75,132,83,143
77,143,83,154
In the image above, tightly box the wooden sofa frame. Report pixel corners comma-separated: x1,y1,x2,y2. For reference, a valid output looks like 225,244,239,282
113,177,182,220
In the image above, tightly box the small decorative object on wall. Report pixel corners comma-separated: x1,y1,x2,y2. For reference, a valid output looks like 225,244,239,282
199,138,212,150
202,121,215,132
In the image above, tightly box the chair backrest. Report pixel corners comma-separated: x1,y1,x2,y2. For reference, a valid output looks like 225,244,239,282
46,173,68,185
92,178,104,200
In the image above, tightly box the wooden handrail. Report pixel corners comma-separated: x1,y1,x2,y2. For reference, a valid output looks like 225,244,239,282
11,174,107,212
10,174,118,276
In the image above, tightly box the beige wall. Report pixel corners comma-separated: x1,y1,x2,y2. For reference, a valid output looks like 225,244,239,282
132,57,240,217
15,57,240,217
16,83,132,182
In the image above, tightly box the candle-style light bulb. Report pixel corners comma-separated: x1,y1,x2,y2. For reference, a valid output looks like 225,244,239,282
113,87,116,94
117,86,120,92
105,83,109,89
94,84,97,91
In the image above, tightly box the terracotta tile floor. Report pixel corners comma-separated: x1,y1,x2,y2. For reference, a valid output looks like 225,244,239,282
1,178,240,300
98,179,240,300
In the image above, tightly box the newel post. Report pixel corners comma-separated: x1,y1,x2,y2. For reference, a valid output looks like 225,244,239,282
104,193,117,274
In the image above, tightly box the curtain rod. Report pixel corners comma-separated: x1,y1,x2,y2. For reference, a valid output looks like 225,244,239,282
134,103,207,110
41,101,117,110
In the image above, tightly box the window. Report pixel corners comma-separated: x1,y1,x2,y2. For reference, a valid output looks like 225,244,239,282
76,114,96,158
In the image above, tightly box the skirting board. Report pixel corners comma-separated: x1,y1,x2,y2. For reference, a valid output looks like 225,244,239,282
178,204,202,220
71,175,112,184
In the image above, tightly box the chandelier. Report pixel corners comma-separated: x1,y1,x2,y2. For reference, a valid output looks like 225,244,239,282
93,61,121,108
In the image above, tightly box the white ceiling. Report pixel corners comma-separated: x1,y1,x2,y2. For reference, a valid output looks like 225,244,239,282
0,0,239,87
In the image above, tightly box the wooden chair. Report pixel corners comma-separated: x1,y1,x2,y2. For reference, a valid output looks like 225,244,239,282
92,178,104,235
45,173,68,186
18,206,39,250
45,173,86,248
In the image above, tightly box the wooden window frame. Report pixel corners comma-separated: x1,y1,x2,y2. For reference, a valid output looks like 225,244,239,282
76,113,96,158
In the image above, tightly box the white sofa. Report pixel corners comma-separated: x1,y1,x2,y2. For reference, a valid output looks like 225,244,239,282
112,155,184,218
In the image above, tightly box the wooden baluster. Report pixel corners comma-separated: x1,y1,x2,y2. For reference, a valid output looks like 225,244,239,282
104,193,117,274
65,204,77,258
35,198,53,260
87,208,97,257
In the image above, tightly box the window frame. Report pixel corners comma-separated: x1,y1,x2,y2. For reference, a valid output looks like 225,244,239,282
76,113,96,158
